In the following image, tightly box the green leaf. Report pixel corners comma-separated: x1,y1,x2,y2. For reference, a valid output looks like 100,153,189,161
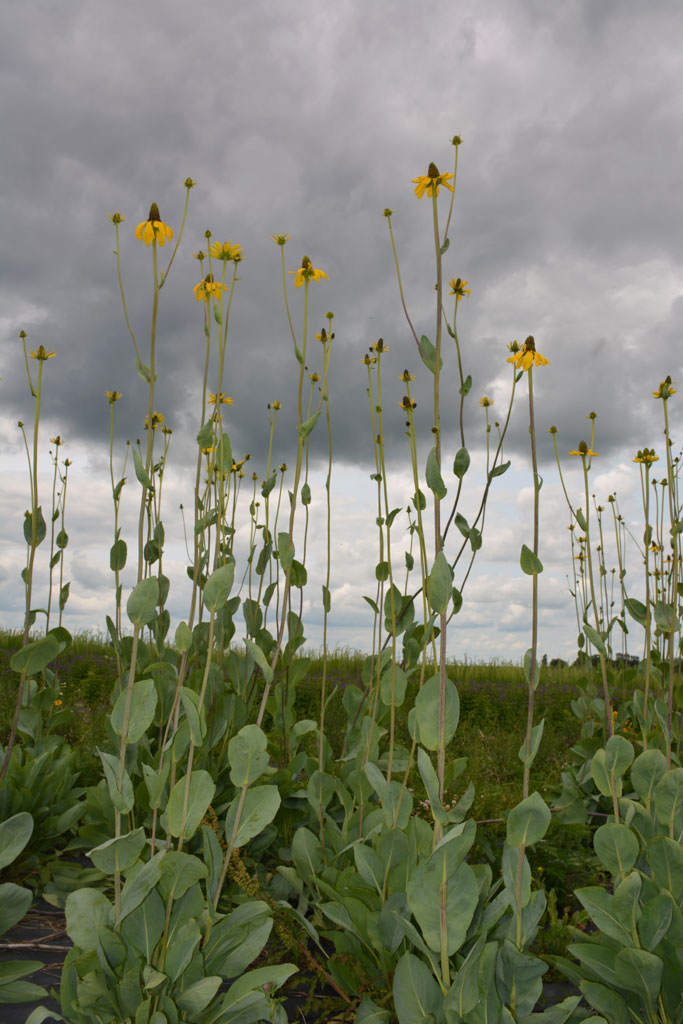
417,335,443,375
355,995,392,1024
520,544,543,575
427,551,453,614
58,582,70,611
507,792,551,847
301,481,311,505
65,888,113,951
277,532,295,571
407,857,478,956
0,883,32,936
392,951,441,1024
214,431,232,474
132,447,152,489
605,734,634,779
110,678,157,743
631,749,667,807
158,852,207,902
322,584,331,613
126,577,158,626
99,750,134,813
646,835,683,894
228,725,270,787
225,785,280,849
575,887,633,946
23,507,46,547
460,374,472,396
625,597,647,625
518,719,545,766
167,770,216,840
179,687,205,745
55,529,68,549
413,673,459,751
453,447,470,479
10,634,63,676
489,459,511,479
575,508,587,531
244,638,274,685
110,538,127,571
261,471,277,498
583,622,606,656
298,410,321,439
425,447,447,499
88,829,147,874
176,976,222,1015
653,767,683,831
594,823,639,878
0,812,33,871
118,853,165,923
175,620,193,653
614,946,663,1003
203,561,235,612
654,599,678,633
196,420,214,448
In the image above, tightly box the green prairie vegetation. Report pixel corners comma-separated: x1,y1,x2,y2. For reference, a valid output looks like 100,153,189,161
1,145,682,1023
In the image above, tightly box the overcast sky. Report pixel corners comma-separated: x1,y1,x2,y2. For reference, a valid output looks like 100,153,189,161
2,0,682,662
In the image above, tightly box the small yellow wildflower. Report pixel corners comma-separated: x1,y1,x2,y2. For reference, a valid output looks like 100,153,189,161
506,336,549,371
106,390,122,404
194,275,225,302
202,446,215,455
569,441,597,457
399,370,416,382
652,376,676,399
144,411,164,430
479,396,493,407
107,211,125,224
412,162,455,199
210,240,243,262
272,401,282,410
633,448,658,464
309,372,321,382
362,354,377,366
289,256,328,288
135,203,174,247
50,436,64,446
30,346,56,360
208,392,233,406
449,278,471,300
399,396,417,411
272,234,289,246
54,698,62,707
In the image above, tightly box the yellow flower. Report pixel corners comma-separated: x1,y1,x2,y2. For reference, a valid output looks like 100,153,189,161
208,392,233,405
107,211,125,224
362,354,377,366
399,369,416,382
399,396,417,410
135,203,174,247
506,336,549,371
272,401,282,410
652,376,676,399
30,346,56,360
144,411,164,430
412,162,455,199
272,234,289,246
449,277,471,300
569,441,597,457
633,448,658,464
106,390,122,404
194,275,226,302
54,698,62,707
479,396,493,407
50,436,64,446
210,240,243,262
289,255,328,288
